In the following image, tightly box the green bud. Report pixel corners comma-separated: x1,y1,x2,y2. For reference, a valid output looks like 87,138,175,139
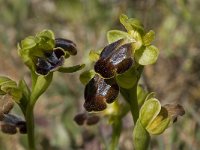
139,98,161,128
139,98,185,135
146,107,170,135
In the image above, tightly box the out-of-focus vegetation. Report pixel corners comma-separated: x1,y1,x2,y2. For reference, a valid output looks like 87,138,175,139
0,0,200,149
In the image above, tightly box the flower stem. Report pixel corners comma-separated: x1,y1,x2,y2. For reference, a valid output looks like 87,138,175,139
120,65,143,124
129,85,139,124
26,104,35,150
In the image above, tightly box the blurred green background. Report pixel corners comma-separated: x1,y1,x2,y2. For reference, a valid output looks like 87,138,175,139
0,0,200,149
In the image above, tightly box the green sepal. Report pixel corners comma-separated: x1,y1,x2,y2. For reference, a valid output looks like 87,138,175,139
19,36,36,50
139,98,161,128
119,14,144,33
116,66,138,89
58,64,85,73
145,92,156,101
0,80,17,92
0,76,22,102
107,30,135,44
0,76,14,85
128,18,144,33
146,107,171,135
134,45,159,65
35,29,55,50
130,30,143,51
89,50,100,62
119,14,133,32
79,70,95,85
133,120,150,150
143,30,155,46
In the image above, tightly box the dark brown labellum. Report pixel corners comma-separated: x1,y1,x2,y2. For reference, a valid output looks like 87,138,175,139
74,113,87,125
36,48,65,75
94,39,133,78
0,114,27,134
55,38,77,55
74,113,100,126
84,74,119,112
1,123,17,134
16,121,27,134
86,115,100,125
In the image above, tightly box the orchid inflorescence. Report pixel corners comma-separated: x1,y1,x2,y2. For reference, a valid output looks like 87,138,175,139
0,30,84,150
77,14,185,150
0,14,185,150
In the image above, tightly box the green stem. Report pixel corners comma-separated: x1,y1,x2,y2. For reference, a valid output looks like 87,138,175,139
120,65,143,124
26,104,35,150
129,85,139,124
109,120,122,150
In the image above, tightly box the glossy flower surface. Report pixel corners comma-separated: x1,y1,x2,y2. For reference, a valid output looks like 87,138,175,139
94,39,133,78
84,74,119,112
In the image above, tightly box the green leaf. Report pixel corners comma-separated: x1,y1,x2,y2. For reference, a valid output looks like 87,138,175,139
107,30,135,44
146,107,170,135
133,120,150,150
79,70,95,85
139,98,161,128
143,30,155,46
116,66,137,89
119,14,133,32
135,45,159,65
89,50,100,62
58,64,85,73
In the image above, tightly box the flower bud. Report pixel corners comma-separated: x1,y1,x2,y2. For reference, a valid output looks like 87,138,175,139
1,123,17,134
138,98,185,135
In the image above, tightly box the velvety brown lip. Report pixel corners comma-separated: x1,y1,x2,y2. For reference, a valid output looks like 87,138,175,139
84,74,119,112
94,39,133,78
